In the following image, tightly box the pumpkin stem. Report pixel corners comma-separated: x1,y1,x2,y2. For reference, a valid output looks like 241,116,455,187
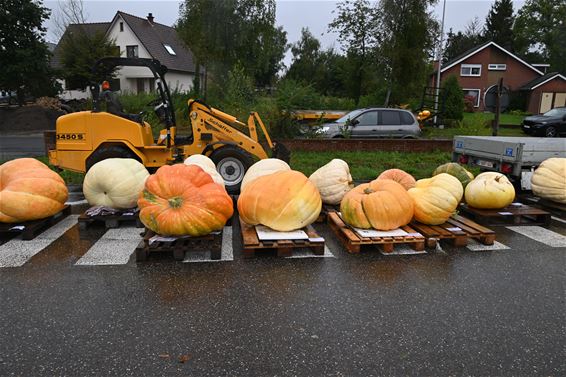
363,187,374,195
168,197,183,208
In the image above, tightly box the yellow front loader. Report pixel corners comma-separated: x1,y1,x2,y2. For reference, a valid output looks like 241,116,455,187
48,57,289,193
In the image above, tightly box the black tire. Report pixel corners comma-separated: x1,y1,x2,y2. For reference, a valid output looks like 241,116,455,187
210,146,253,194
544,126,557,137
86,145,139,171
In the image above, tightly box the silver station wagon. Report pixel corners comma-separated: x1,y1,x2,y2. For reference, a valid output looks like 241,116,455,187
319,108,421,138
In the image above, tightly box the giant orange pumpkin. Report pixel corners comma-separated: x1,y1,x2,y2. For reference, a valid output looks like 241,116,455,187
0,158,68,223
137,164,233,236
340,179,414,230
237,170,321,231
377,169,416,190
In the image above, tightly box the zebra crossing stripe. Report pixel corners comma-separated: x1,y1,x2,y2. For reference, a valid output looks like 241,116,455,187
184,226,233,263
285,245,335,258
466,238,510,251
0,215,79,268
75,227,142,266
506,226,566,248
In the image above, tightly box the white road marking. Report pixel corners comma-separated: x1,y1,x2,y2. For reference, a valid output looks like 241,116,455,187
183,226,233,263
466,239,510,251
75,227,142,266
0,215,79,268
379,244,427,255
65,199,88,206
285,245,335,259
551,216,566,224
506,226,566,248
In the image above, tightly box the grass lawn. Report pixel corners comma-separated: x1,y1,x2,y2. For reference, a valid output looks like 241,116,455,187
462,112,525,125
423,111,526,139
291,150,453,181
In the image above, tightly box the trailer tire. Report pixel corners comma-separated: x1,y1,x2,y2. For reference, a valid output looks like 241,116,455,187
86,145,140,171
210,146,253,194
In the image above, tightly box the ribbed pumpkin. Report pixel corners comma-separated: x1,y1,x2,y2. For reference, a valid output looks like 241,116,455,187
83,158,149,209
309,159,354,205
433,162,474,188
183,154,224,187
340,179,414,230
465,172,515,209
0,158,68,223
377,169,416,190
238,170,321,231
408,173,463,225
138,164,233,236
240,158,290,192
531,158,566,204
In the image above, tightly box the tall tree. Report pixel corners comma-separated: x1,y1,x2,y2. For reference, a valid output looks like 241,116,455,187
514,0,566,72
483,0,515,50
376,0,439,104
0,0,58,103
443,17,484,63
328,0,379,102
286,28,322,85
52,0,87,39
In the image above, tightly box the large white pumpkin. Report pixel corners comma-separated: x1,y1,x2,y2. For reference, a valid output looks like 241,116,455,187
184,154,225,187
465,172,515,209
531,158,566,204
83,158,149,209
240,158,290,192
309,159,354,205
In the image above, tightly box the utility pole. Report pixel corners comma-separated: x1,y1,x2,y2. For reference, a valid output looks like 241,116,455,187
492,77,503,136
433,0,447,126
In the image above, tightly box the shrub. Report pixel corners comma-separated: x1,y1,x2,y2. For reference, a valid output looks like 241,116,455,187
442,75,464,121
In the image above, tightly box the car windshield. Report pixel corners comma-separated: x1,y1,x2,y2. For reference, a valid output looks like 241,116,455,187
543,108,566,117
336,109,364,123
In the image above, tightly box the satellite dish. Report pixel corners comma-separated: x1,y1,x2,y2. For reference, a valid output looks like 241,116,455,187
484,84,510,112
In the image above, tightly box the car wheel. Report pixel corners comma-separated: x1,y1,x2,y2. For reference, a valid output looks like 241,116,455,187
210,146,253,194
545,126,557,137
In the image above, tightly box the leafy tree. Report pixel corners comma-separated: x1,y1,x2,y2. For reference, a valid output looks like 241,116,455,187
0,0,59,103
443,17,484,63
483,0,515,50
442,75,464,120
286,28,322,85
58,27,119,89
223,62,256,118
375,0,439,104
514,0,566,72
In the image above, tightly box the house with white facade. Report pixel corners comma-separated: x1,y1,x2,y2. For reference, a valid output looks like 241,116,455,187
52,11,201,98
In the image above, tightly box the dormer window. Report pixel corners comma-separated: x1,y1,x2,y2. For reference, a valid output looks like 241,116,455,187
163,44,176,55
461,64,481,77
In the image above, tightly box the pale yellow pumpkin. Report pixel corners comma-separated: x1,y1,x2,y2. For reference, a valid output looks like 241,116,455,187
465,172,515,209
240,158,290,192
408,173,463,225
309,159,354,205
531,158,566,204
184,154,225,187
83,158,149,209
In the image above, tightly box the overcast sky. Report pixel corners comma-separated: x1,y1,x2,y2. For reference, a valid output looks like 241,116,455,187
43,0,526,67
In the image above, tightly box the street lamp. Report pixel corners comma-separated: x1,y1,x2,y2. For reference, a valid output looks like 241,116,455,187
434,0,447,126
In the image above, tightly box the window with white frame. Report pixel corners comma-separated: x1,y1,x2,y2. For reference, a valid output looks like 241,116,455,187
488,63,506,71
460,64,482,77
463,89,481,107
163,44,176,55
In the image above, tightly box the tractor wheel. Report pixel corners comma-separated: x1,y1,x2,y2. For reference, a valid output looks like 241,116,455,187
86,145,140,171
210,146,253,194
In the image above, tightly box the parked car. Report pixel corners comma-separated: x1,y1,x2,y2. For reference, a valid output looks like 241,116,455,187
0,90,17,105
521,107,566,137
318,108,421,138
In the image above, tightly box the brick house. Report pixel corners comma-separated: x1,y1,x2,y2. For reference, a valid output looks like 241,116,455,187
434,41,566,114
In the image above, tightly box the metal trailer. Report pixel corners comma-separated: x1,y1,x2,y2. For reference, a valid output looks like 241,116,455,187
452,136,566,189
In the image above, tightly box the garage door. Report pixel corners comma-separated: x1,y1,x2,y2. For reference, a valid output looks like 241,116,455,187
540,92,553,113
554,92,566,107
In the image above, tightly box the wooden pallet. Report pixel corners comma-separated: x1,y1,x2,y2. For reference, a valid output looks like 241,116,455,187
315,204,339,223
78,210,143,230
0,206,71,240
239,218,325,257
459,203,551,226
410,215,496,248
135,229,222,261
328,212,425,254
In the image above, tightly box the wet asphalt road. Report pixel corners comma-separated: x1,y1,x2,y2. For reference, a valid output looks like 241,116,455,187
0,134,45,160
0,215,565,376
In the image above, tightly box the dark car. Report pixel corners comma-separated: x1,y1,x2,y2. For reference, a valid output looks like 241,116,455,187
522,107,566,137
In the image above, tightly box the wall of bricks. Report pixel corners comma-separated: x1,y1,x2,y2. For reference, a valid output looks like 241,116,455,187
278,139,453,152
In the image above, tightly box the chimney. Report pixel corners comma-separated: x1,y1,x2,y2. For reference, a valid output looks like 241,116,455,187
147,13,154,24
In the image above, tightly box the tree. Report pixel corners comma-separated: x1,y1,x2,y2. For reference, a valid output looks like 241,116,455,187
0,0,58,103
514,0,566,73
286,28,322,84
442,75,464,120
328,0,379,102
443,17,484,63
52,0,87,39
375,0,439,104
483,0,515,50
